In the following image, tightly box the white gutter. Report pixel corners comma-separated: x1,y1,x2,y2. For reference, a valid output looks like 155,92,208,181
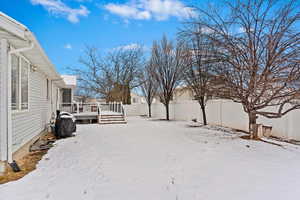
1,11,62,80
0,12,27,31
9,41,34,54
0,12,27,39
6,35,34,164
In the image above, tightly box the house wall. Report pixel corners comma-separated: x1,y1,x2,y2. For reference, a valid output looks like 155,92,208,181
0,39,3,161
131,93,145,104
125,100,300,141
11,70,53,153
0,40,62,161
0,40,2,159
173,89,194,102
0,39,8,162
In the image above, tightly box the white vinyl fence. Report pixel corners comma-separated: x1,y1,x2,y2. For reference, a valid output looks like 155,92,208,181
124,100,300,141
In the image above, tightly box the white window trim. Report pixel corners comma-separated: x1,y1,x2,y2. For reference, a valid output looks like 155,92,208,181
11,53,30,114
46,78,50,101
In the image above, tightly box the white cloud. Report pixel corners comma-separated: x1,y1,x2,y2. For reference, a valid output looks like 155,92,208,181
116,43,141,50
30,0,90,23
237,27,254,33
201,27,214,34
104,4,151,20
64,44,72,49
104,0,197,21
112,43,149,52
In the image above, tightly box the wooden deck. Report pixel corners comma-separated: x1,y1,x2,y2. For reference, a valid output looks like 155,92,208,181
73,111,123,121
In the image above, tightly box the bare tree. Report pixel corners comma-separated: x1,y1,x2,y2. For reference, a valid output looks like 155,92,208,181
106,46,145,104
179,25,217,125
71,45,144,103
74,85,93,103
151,36,187,120
71,46,114,100
195,0,300,138
139,60,158,117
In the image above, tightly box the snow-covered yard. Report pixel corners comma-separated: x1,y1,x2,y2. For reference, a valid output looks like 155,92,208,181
1,117,300,200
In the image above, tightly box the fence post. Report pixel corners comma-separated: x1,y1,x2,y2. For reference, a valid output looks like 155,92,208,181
76,102,79,114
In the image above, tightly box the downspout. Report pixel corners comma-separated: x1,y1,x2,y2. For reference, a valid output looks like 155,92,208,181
51,78,64,116
6,40,34,163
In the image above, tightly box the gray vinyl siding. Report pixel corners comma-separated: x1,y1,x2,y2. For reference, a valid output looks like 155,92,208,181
0,39,8,161
0,39,2,123
11,71,51,152
0,40,2,108
0,40,2,158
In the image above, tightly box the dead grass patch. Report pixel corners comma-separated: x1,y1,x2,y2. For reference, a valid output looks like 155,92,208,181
0,132,56,184
240,135,284,147
149,118,177,122
240,135,260,140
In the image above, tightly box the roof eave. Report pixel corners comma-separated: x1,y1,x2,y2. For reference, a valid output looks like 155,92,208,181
0,12,62,82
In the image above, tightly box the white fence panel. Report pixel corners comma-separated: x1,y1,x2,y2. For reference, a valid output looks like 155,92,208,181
173,101,200,121
123,104,147,116
124,100,300,140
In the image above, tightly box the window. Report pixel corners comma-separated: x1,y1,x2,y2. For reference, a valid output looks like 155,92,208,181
11,55,19,110
46,79,49,100
11,54,29,111
21,59,29,109
62,88,72,103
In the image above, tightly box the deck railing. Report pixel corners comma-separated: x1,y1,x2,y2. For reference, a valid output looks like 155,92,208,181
59,103,100,114
59,102,125,116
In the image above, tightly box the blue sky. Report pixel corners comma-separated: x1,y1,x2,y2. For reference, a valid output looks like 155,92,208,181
0,0,200,74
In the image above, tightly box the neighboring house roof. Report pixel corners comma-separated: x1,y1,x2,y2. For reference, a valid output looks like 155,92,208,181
0,12,65,87
61,75,77,88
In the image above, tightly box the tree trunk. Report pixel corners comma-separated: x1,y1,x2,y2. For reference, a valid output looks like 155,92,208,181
248,112,258,139
165,103,170,120
199,98,207,125
201,105,207,125
148,103,152,118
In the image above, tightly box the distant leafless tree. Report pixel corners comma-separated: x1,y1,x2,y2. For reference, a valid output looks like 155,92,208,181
71,46,144,103
151,36,187,120
139,60,158,117
195,0,300,138
106,46,145,90
74,85,93,103
179,25,218,125
72,47,112,99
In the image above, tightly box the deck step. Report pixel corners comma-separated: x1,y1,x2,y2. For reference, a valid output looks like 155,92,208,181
99,120,127,124
98,114,126,124
100,118,125,122
100,115,124,118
